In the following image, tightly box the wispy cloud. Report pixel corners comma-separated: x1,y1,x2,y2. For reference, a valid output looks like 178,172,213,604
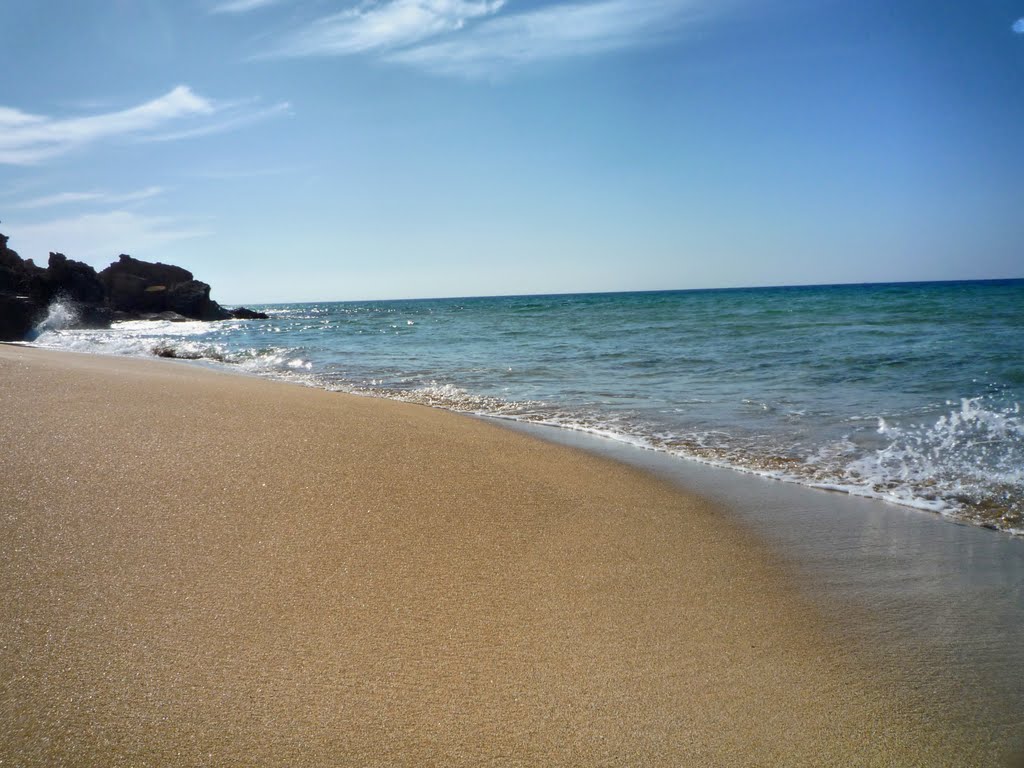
1014,18,1024,34
264,0,505,58
143,101,292,142
0,86,288,165
13,186,165,211
254,0,718,75
210,0,286,13
7,211,210,264
389,0,711,76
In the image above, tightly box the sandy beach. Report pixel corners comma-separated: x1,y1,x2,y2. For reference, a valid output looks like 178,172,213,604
0,345,996,765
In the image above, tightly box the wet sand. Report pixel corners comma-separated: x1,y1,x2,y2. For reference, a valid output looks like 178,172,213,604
0,345,995,765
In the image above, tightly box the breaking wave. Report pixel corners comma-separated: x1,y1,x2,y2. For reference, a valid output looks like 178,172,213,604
29,299,81,339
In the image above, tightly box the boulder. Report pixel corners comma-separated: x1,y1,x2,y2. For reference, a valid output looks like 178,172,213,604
228,307,270,320
100,253,232,321
99,254,193,289
164,280,230,321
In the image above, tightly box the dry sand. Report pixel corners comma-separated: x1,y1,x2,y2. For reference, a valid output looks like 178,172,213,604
0,345,989,765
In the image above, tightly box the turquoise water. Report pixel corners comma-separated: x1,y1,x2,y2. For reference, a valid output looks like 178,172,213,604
33,279,1024,533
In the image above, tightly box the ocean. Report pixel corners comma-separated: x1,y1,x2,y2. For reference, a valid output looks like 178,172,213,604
29,279,1024,534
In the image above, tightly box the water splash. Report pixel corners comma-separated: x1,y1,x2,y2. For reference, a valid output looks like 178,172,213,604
27,299,80,340
847,397,1024,530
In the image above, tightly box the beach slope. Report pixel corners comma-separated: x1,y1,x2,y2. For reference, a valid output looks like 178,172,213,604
0,345,972,765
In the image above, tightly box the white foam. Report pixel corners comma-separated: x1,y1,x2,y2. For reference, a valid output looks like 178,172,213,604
33,300,80,334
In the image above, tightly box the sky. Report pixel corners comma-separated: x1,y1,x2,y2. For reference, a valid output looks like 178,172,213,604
1,0,1022,303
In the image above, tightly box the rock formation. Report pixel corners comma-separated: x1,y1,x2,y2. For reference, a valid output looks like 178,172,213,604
99,254,230,321
0,234,38,340
0,232,268,342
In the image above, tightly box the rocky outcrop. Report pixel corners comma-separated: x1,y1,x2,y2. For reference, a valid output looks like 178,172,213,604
0,232,268,341
0,233,39,296
35,253,113,328
0,234,44,339
99,254,230,321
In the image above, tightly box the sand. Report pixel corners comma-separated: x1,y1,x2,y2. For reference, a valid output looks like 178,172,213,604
0,344,989,765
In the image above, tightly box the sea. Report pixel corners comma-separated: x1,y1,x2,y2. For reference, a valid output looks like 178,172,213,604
28,279,1024,535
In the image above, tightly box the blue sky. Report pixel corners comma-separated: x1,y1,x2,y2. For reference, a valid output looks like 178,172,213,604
1,0,1022,302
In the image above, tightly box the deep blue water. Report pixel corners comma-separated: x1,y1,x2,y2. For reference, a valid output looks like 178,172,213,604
32,279,1024,533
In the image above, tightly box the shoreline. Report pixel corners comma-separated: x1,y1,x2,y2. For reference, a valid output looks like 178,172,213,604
21,324,1021,536
0,345,1015,764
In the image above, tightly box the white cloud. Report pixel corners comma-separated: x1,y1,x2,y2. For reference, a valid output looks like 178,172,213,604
265,0,505,58
0,107,44,128
13,187,165,211
0,86,287,165
1014,18,1024,34
7,211,210,264
389,0,710,76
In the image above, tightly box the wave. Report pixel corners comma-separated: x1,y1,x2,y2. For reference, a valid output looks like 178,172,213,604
30,324,313,377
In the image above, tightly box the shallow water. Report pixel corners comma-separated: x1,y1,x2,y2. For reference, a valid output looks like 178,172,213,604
30,279,1024,533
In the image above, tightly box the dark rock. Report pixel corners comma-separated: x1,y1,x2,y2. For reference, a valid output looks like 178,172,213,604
99,254,193,288
100,253,231,321
42,252,107,306
76,304,114,329
0,264,26,295
152,344,225,362
165,280,230,321
0,294,39,342
153,345,202,359
102,270,159,313
0,233,17,268
0,236,45,340
228,307,270,320
0,236,40,297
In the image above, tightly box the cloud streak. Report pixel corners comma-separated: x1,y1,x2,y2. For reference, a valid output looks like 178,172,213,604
13,187,165,211
264,0,505,58
143,101,292,142
389,0,711,76
0,86,287,165
255,0,716,75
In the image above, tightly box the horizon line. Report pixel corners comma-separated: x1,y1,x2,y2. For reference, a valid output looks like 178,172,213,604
228,276,1024,307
